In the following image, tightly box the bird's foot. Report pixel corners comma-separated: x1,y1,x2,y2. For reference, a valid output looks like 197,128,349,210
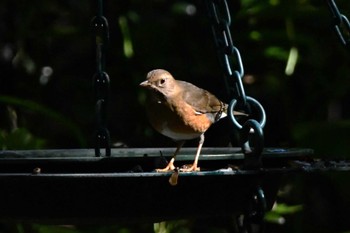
156,164,176,172
156,157,176,172
179,164,200,172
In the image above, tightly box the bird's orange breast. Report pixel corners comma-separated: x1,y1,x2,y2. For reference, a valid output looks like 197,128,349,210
146,96,213,141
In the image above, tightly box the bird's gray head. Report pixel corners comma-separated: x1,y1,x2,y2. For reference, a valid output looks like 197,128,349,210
140,69,177,96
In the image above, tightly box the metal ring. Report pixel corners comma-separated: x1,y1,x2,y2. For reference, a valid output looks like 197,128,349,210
211,0,231,26
95,127,111,157
240,119,264,156
237,187,266,233
335,15,350,46
94,72,110,100
232,71,246,105
232,47,244,77
229,96,266,130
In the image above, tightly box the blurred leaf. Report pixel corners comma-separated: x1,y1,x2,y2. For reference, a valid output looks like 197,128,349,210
272,203,303,215
154,221,191,233
12,47,36,74
119,16,134,59
265,203,303,224
265,211,285,224
264,46,288,60
32,224,80,233
171,2,196,16
0,96,86,147
0,128,46,150
293,120,350,157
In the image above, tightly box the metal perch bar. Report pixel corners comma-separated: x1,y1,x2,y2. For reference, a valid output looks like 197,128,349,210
0,147,326,224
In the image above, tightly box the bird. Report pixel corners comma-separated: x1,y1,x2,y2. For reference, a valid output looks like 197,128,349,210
140,69,245,172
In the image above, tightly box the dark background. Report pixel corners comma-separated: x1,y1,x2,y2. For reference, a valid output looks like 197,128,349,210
0,0,350,232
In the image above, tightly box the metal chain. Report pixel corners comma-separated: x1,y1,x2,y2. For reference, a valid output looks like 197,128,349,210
325,0,350,48
91,0,111,157
205,2,267,230
237,187,266,233
205,0,266,164
206,0,246,106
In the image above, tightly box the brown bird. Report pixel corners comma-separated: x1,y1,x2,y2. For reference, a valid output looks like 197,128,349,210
140,69,244,172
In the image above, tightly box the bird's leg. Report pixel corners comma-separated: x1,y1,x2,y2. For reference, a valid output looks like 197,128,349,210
156,141,185,172
180,134,204,172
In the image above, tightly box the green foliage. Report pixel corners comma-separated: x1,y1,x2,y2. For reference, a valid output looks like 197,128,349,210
0,0,349,232
154,221,197,233
29,225,79,233
0,96,86,148
265,203,303,224
0,128,46,150
264,46,289,61
293,120,350,157
119,15,134,59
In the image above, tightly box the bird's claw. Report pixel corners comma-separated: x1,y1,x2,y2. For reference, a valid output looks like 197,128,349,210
156,157,177,172
156,164,176,172
179,164,200,172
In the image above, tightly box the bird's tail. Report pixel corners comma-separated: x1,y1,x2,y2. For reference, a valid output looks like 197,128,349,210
215,102,247,122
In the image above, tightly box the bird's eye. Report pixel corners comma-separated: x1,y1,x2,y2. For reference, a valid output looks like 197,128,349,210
159,78,166,85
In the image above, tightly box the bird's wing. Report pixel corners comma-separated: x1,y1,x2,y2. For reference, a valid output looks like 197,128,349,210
177,81,224,114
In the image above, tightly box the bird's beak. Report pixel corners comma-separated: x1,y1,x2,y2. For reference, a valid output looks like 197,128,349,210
139,80,149,87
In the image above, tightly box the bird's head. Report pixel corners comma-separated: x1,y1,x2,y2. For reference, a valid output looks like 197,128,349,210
140,69,177,97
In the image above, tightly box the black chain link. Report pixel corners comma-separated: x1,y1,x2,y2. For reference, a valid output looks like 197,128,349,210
205,0,266,162
205,1,266,231
325,0,350,48
206,0,246,105
237,187,266,233
91,0,111,157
